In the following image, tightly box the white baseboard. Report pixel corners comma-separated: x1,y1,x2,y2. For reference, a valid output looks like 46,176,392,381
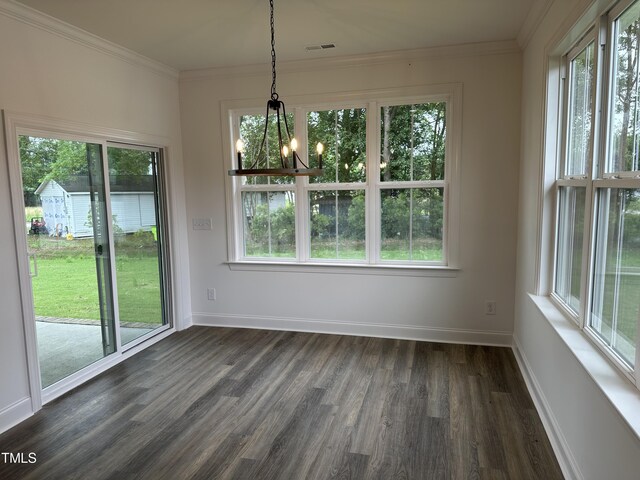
192,312,513,346
0,397,33,435
512,335,582,480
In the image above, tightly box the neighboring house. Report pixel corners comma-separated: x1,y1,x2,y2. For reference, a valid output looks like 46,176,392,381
35,175,156,237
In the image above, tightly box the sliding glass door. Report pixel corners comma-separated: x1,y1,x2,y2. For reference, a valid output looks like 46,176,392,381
107,145,169,346
20,137,116,388
17,135,170,390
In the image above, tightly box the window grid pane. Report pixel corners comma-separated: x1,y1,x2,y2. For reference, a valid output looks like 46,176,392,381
590,188,639,367
380,103,446,182
307,108,367,184
566,42,595,177
554,186,586,313
380,188,444,262
242,191,296,258
608,3,640,173
309,190,366,260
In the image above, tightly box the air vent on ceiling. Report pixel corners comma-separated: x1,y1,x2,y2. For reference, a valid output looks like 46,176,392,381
305,43,336,52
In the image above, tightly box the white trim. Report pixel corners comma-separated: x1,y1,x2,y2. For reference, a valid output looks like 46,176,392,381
512,335,583,480
181,40,520,82
0,397,33,435
122,324,172,352
3,111,44,413
0,0,177,79
3,111,171,147
226,260,459,277
192,313,512,347
2,110,183,414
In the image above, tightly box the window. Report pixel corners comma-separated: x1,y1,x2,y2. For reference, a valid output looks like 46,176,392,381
225,87,460,269
553,0,640,382
379,103,447,262
308,108,367,261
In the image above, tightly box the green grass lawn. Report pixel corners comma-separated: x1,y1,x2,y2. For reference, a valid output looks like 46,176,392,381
30,235,163,325
114,256,163,324
32,257,101,320
245,238,443,261
32,256,162,324
596,272,639,364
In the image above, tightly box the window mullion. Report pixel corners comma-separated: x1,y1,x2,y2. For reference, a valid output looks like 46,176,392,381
580,20,605,329
379,180,445,189
295,107,309,262
367,101,379,264
232,113,245,260
579,180,595,329
590,188,609,334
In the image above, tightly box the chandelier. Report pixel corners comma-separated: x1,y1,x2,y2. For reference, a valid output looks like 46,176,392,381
228,0,324,177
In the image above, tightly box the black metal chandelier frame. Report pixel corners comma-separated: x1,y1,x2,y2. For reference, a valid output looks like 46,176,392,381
228,0,323,177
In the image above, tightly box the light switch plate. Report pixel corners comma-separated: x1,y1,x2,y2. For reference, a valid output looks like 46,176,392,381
192,218,212,230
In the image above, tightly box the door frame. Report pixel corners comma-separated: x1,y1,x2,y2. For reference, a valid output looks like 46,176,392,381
3,111,176,410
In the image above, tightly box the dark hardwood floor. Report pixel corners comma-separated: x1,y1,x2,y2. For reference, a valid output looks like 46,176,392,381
0,327,563,479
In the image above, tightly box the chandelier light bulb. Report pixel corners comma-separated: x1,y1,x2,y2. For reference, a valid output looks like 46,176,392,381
236,139,244,153
316,143,324,155
283,145,289,157
290,138,298,152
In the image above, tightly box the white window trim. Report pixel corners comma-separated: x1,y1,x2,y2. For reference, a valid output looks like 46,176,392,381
543,0,640,398
221,84,462,274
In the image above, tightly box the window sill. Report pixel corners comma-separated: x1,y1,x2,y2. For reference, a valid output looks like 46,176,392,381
529,293,640,441
226,260,460,277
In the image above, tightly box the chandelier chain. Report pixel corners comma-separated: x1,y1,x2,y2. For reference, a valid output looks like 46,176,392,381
270,0,278,100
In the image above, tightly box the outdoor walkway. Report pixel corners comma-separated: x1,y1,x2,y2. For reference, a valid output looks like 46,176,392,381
36,319,152,387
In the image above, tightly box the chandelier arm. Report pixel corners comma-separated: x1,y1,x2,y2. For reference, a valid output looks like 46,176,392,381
280,100,294,142
275,105,287,168
279,100,298,168
294,151,309,169
247,102,273,170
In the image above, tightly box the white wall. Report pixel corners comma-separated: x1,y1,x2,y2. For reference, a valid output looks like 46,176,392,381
515,0,640,478
180,43,522,343
0,2,190,431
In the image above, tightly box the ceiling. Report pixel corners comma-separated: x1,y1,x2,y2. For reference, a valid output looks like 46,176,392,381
14,0,537,71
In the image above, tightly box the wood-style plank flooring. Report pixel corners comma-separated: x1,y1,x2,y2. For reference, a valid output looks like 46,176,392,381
0,327,563,479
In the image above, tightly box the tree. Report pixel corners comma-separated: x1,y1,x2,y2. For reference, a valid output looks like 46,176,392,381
107,147,153,176
307,108,367,184
45,141,88,183
381,103,446,182
19,136,57,206
613,16,640,171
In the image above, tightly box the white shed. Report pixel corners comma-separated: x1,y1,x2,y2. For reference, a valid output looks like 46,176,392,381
35,176,156,237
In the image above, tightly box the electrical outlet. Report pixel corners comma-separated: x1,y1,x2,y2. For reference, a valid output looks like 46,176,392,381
207,288,216,301
485,301,496,315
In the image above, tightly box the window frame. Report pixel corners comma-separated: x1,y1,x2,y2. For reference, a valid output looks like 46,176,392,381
551,0,640,386
222,85,462,272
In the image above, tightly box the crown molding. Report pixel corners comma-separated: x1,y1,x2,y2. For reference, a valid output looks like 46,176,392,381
0,0,178,79
180,40,521,82
517,0,555,49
